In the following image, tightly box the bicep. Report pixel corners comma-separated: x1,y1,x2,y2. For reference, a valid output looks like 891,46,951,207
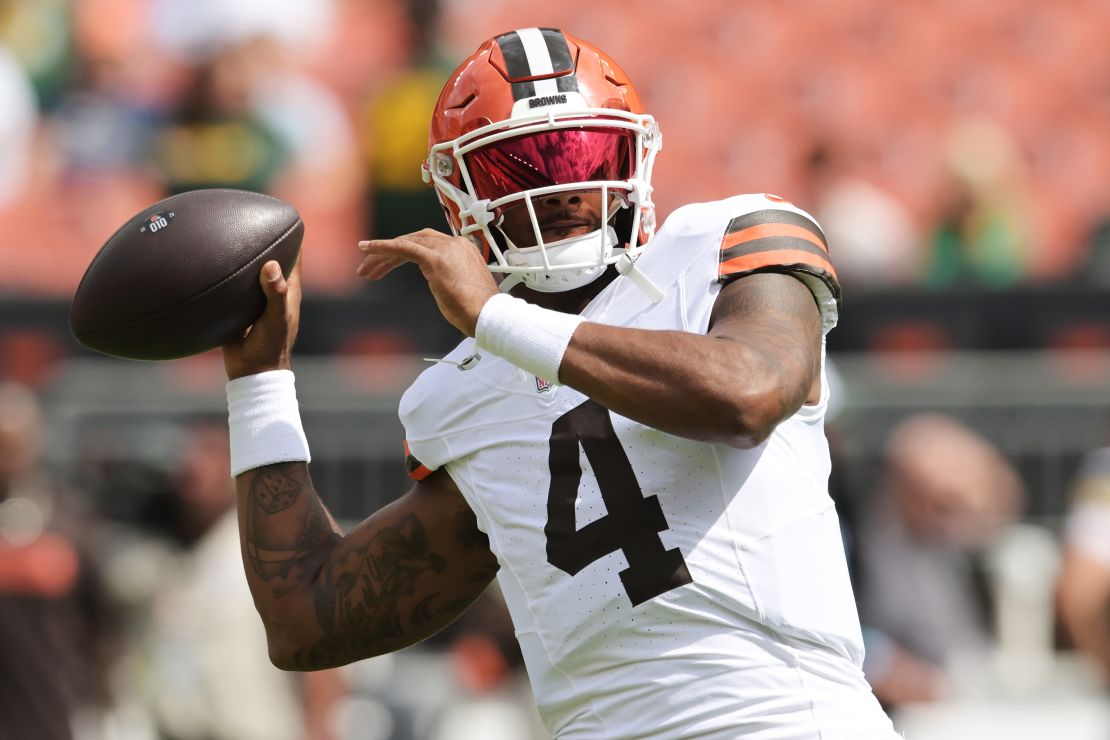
708,271,824,409
295,469,498,669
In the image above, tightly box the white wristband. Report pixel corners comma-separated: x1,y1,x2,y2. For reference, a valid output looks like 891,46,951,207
474,293,585,383
227,369,311,477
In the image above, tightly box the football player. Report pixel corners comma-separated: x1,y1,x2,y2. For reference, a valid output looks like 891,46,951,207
222,28,899,738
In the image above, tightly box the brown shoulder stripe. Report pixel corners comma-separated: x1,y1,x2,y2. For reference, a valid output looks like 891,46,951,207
720,249,836,279
722,223,827,254
724,209,827,249
721,235,833,265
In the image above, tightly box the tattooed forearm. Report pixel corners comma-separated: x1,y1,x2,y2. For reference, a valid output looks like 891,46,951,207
292,513,461,668
244,463,341,582
235,463,499,671
252,466,305,513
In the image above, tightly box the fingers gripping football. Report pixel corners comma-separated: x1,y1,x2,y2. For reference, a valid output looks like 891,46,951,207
222,259,302,379
358,229,498,336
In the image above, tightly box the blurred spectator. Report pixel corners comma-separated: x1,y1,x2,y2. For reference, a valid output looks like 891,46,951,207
150,44,289,195
48,48,160,180
0,12,167,296
801,142,922,289
361,0,454,241
244,35,359,203
855,413,1022,706
0,0,74,110
345,0,461,348
241,33,364,292
1058,447,1110,685
39,22,168,283
0,43,37,210
922,118,1032,288
146,34,363,291
1,0,1109,300
0,382,118,740
150,0,336,63
139,421,346,740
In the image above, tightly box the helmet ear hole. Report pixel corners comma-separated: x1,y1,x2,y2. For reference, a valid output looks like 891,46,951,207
613,204,635,247
438,204,454,233
487,226,509,264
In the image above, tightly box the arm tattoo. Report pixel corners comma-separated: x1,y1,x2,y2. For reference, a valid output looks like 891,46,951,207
245,464,340,583
253,467,303,514
294,514,456,668
242,464,498,670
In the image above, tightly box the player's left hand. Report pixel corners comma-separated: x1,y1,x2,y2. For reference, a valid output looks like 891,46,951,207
357,229,499,336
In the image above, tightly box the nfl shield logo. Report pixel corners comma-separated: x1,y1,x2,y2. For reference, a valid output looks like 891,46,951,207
535,376,552,393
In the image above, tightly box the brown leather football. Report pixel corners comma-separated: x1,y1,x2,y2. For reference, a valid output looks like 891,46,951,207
70,189,303,360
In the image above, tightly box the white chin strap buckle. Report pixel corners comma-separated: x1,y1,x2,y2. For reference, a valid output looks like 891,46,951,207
615,254,664,303
461,199,494,228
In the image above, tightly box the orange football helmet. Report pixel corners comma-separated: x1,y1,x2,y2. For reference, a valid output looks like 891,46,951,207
424,28,662,295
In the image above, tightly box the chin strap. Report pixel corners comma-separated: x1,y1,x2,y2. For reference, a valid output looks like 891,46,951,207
497,253,663,302
498,273,525,293
616,254,664,303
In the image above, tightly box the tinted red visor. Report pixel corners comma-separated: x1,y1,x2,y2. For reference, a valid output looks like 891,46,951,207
464,128,634,203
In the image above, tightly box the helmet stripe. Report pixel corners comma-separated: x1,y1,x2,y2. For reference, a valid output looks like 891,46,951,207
517,28,580,98
511,79,537,100
517,28,555,75
495,31,537,100
540,28,575,73
499,28,580,100
495,31,533,78
556,75,581,93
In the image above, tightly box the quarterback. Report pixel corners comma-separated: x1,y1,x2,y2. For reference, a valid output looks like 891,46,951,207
222,29,899,739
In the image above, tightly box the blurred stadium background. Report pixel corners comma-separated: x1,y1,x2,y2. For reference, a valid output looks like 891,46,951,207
3,0,1110,738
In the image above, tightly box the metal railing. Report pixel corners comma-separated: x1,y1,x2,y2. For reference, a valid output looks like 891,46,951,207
36,351,1110,523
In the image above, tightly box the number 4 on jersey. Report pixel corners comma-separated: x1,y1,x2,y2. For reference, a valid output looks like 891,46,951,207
545,399,693,606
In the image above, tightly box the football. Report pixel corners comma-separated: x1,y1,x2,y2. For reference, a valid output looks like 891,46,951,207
70,189,303,361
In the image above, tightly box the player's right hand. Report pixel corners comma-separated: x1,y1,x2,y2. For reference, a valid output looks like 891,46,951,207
222,259,302,380
357,229,498,337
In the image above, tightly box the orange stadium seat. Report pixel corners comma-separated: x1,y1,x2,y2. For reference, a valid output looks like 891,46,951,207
0,330,64,386
1,0,1106,299
0,172,162,295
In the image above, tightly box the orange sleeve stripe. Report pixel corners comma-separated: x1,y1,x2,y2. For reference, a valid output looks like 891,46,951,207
407,463,433,481
720,249,837,278
722,223,828,253
402,440,433,481
724,208,828,246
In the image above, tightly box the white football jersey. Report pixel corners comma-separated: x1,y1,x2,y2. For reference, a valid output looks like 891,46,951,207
400,195,896,739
